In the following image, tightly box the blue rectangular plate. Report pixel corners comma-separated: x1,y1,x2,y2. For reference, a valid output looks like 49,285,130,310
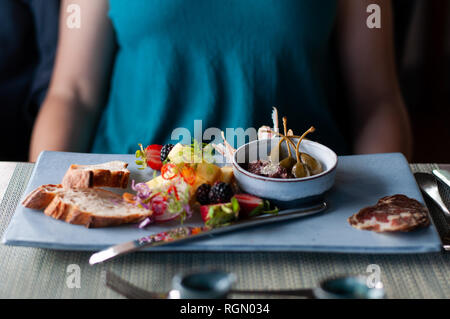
2,151,442,253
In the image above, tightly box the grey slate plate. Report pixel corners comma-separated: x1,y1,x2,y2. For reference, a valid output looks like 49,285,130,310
2,151,442,253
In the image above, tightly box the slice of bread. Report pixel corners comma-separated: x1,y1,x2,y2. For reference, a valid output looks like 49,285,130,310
62,161,130,189
22,184,63,210
22,184,151,228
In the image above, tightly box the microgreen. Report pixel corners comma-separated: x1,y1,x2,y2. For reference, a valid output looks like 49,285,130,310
135,143,148,170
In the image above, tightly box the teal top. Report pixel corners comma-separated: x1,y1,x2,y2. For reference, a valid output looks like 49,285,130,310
92,0,349,155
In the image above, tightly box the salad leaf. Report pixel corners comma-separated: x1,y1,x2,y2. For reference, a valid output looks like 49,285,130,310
205,197,240,228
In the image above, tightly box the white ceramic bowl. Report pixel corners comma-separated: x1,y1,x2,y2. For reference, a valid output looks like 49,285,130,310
232,138,338,203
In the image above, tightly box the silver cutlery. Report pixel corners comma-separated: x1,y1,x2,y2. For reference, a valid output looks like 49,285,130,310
105,271,315,299
415,173,450,223
90,201,328,265
433,169,450,189
105,270,385,299
415,172,450,251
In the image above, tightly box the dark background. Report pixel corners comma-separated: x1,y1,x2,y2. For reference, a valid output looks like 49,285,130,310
393,0,450,163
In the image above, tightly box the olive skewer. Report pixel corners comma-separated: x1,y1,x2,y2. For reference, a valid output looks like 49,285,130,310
292,126,315,178
264,118,322,178
278,117,297,170
267,123,297,164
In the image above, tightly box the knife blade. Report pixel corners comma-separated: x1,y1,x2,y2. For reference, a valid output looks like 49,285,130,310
433,169,450,189
89,201,328,265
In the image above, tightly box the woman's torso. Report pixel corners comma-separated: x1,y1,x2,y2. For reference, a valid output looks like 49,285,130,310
92,0,349,154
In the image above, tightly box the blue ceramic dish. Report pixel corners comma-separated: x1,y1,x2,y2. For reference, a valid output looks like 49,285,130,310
232,138,338,202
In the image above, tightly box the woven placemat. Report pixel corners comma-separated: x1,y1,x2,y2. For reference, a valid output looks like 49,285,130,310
0,163,448,299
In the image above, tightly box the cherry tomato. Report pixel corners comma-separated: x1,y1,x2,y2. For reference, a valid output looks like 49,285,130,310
161,163,178,180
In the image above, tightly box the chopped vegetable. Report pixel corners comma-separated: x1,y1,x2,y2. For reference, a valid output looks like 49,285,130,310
161,163,178,180
200,197,240,228
138,217,154,229
131,178,191,225
167,140,215,165
234,193,278,219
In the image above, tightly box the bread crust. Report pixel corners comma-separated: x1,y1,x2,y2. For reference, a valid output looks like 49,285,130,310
44,195,150,228
62,164,129,189
22,184,62,210
23,184,152,228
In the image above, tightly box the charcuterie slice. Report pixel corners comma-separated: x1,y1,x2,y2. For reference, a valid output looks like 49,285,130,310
348,194,430,232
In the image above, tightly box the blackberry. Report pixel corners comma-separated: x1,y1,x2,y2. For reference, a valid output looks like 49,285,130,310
209,182,234,204
160,144,175,162
196,184,212,205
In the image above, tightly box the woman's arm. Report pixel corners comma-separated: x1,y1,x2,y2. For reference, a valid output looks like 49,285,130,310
29,0,116,161
336,0,413,159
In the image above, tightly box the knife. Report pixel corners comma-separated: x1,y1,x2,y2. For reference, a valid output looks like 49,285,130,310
414,172,450,251
433,169,450,189
415,173,450,221
89,201,328,265
432,170,450,251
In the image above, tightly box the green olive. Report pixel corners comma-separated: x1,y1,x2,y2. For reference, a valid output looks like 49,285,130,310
300,153,323,175
292,162,310,178
279,156,297,171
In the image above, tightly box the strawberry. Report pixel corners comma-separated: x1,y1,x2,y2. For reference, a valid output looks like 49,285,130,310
145,144,163,170
135,144,163,171
234,193,278,219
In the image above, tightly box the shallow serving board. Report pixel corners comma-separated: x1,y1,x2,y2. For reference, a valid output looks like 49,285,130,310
2,151,442,253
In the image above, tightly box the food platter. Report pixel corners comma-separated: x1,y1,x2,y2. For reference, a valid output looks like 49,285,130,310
2,151,442,253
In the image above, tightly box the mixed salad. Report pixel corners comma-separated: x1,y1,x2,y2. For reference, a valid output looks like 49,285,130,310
124,140,278,228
